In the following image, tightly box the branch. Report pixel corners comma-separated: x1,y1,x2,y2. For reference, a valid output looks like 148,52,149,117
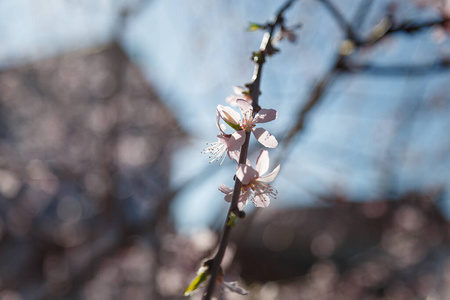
277,0,361,158
352,0,374,29
279,7,450,157
280,55,341,155
317,0,450,47
387,18,450,34
339,58,450,75
317,0,360,41
202,1,297,299
250,0,297,111
359,17,450,46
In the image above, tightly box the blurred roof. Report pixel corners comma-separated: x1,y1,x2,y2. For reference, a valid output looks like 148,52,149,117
0,42,186,167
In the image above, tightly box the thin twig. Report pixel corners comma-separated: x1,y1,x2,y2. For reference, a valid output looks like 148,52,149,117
317,0,360,41
202,1,297,298
339,58,450,75
387,18,450,34
358,17,450,46
352,0,374,29
276,55,341,168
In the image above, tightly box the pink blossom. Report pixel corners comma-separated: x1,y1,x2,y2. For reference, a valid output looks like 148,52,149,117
235,150,280,208
202,134,236,165
226,86,252,106
217,99,278,149
202,113,244,165
215,113,246,153
274,27,297,44
219,150,280,209
218,183,251,210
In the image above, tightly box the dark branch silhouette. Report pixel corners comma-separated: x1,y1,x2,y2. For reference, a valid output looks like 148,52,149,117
339,58,450,76
203,1,297,298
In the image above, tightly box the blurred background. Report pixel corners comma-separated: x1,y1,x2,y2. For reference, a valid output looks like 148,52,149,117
0,0,450,299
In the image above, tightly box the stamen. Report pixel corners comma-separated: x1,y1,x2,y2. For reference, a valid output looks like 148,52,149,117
202,141,227,165
241,113,256,132
253,182,278,200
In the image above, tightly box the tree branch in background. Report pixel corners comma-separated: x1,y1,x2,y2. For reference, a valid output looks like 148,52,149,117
339,58,450,76
385,18,450,35
278,0,371,159
278,0,450,164
359,17,450,46
281,56,340,149
317,0,360,42
352,0,374,29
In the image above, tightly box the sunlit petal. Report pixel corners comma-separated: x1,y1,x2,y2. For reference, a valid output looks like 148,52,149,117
255,149,269,175
216,112,226,134
218,184,233,202
225,94,241,105
218,183,233,194
236,164,258,185
238,189,251,210
258,165,280,183
256,165,280,183
252,127,278,148
253,187,270,207
236,99,252,117
217,105,241,125
255,109,277,123
232,86,245,95
227,130,245,151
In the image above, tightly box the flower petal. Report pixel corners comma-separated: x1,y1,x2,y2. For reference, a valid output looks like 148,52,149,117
218,183,233,194
236,164,258,185
218,184,233,202
252,127,278,148
232,86,245,95
217,105,241,125
255,149,269,175
224,193,232,202
238,189,251,210
228,150,251,165
228,150,240,162
226,87,252,105
223,281,249,295
216,134,229,144
236,99,252,117
216,112,227,134
255,109,277,123
225,130,245,151
257,164,280,183
225,95,241,106
253,188,270,207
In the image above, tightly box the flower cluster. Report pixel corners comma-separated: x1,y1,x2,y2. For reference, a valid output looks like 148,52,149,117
204,87,280,210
